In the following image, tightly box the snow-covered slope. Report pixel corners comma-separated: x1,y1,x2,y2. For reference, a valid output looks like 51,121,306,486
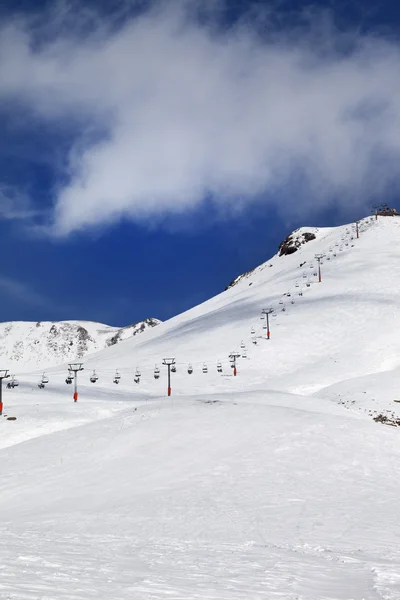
34,215,400,410
0,317,161,370
3,215,400,598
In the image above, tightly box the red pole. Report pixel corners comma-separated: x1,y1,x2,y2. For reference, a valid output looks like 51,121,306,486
267,312,270,339
318,262,322,282
74,372,78,402
0,401,3,416
234,366,237,376
168,365,171,396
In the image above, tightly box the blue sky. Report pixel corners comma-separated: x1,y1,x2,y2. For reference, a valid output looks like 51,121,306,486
0,0,400,326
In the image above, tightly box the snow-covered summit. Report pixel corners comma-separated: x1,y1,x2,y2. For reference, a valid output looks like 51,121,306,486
0,317,161,370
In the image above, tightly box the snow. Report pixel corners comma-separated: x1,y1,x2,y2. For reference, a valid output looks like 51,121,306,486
0,318,161,371
2,215,400,598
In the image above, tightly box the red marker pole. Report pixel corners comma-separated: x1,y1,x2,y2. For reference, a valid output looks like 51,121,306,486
162,359,175,397
69,363,83,403
0,371,9,416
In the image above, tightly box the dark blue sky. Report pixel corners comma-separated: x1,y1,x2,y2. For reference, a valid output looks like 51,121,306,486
0,0,399,326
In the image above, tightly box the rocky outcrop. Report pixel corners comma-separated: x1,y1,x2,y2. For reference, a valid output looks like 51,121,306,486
278,231,316,256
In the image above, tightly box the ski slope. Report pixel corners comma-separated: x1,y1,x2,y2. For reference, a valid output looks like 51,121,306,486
2,215,400,599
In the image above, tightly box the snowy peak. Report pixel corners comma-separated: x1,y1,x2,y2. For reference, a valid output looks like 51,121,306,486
225,226,320,289
0,318,161,371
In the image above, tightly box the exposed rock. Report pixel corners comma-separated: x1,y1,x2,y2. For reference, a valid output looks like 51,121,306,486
279,231,316,256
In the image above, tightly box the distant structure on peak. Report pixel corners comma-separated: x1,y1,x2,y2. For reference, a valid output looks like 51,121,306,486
374,203,399,217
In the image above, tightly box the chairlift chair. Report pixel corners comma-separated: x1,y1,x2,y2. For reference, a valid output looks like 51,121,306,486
42,373,49,384
171,364,177,373
188,363,193,375
38,381,45,389
65,374,73,384
134,376,140,384
252,336,257,345
114,370,121,383
154,365,160,380
202,363,208,374
90,370,98,383
217,361,222,373
135,368,141,378
251,326,256,335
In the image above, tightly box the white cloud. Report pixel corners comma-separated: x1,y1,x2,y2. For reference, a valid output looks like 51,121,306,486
1,1,400,234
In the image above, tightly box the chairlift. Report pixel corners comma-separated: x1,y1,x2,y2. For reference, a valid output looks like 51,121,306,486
135,368,141,378
251,326,256,335
154,365,160,380
65,373,73,384
252,337,257,345
279,300,283,305
90,370,98,383
240,340,245,349
310,264,314,268
7,375,19,389
188,363,193,375
313,272,317,276
38,382,45,389
291,300,295,304
286,292,291,297
134,376,140,384
298,291,303,296
282,307,286,312
42,373,49,384
171,364,177,373
202,363,208,374
303,272,307,278
217,361,222,373
295,283,299,287
114,370,121,384
306,282,311,287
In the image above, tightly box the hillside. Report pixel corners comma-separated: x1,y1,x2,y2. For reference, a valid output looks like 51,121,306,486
2,215,400,598
0,317,161,371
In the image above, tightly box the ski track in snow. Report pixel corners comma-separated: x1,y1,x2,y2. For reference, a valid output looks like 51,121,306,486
1,216,400,598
